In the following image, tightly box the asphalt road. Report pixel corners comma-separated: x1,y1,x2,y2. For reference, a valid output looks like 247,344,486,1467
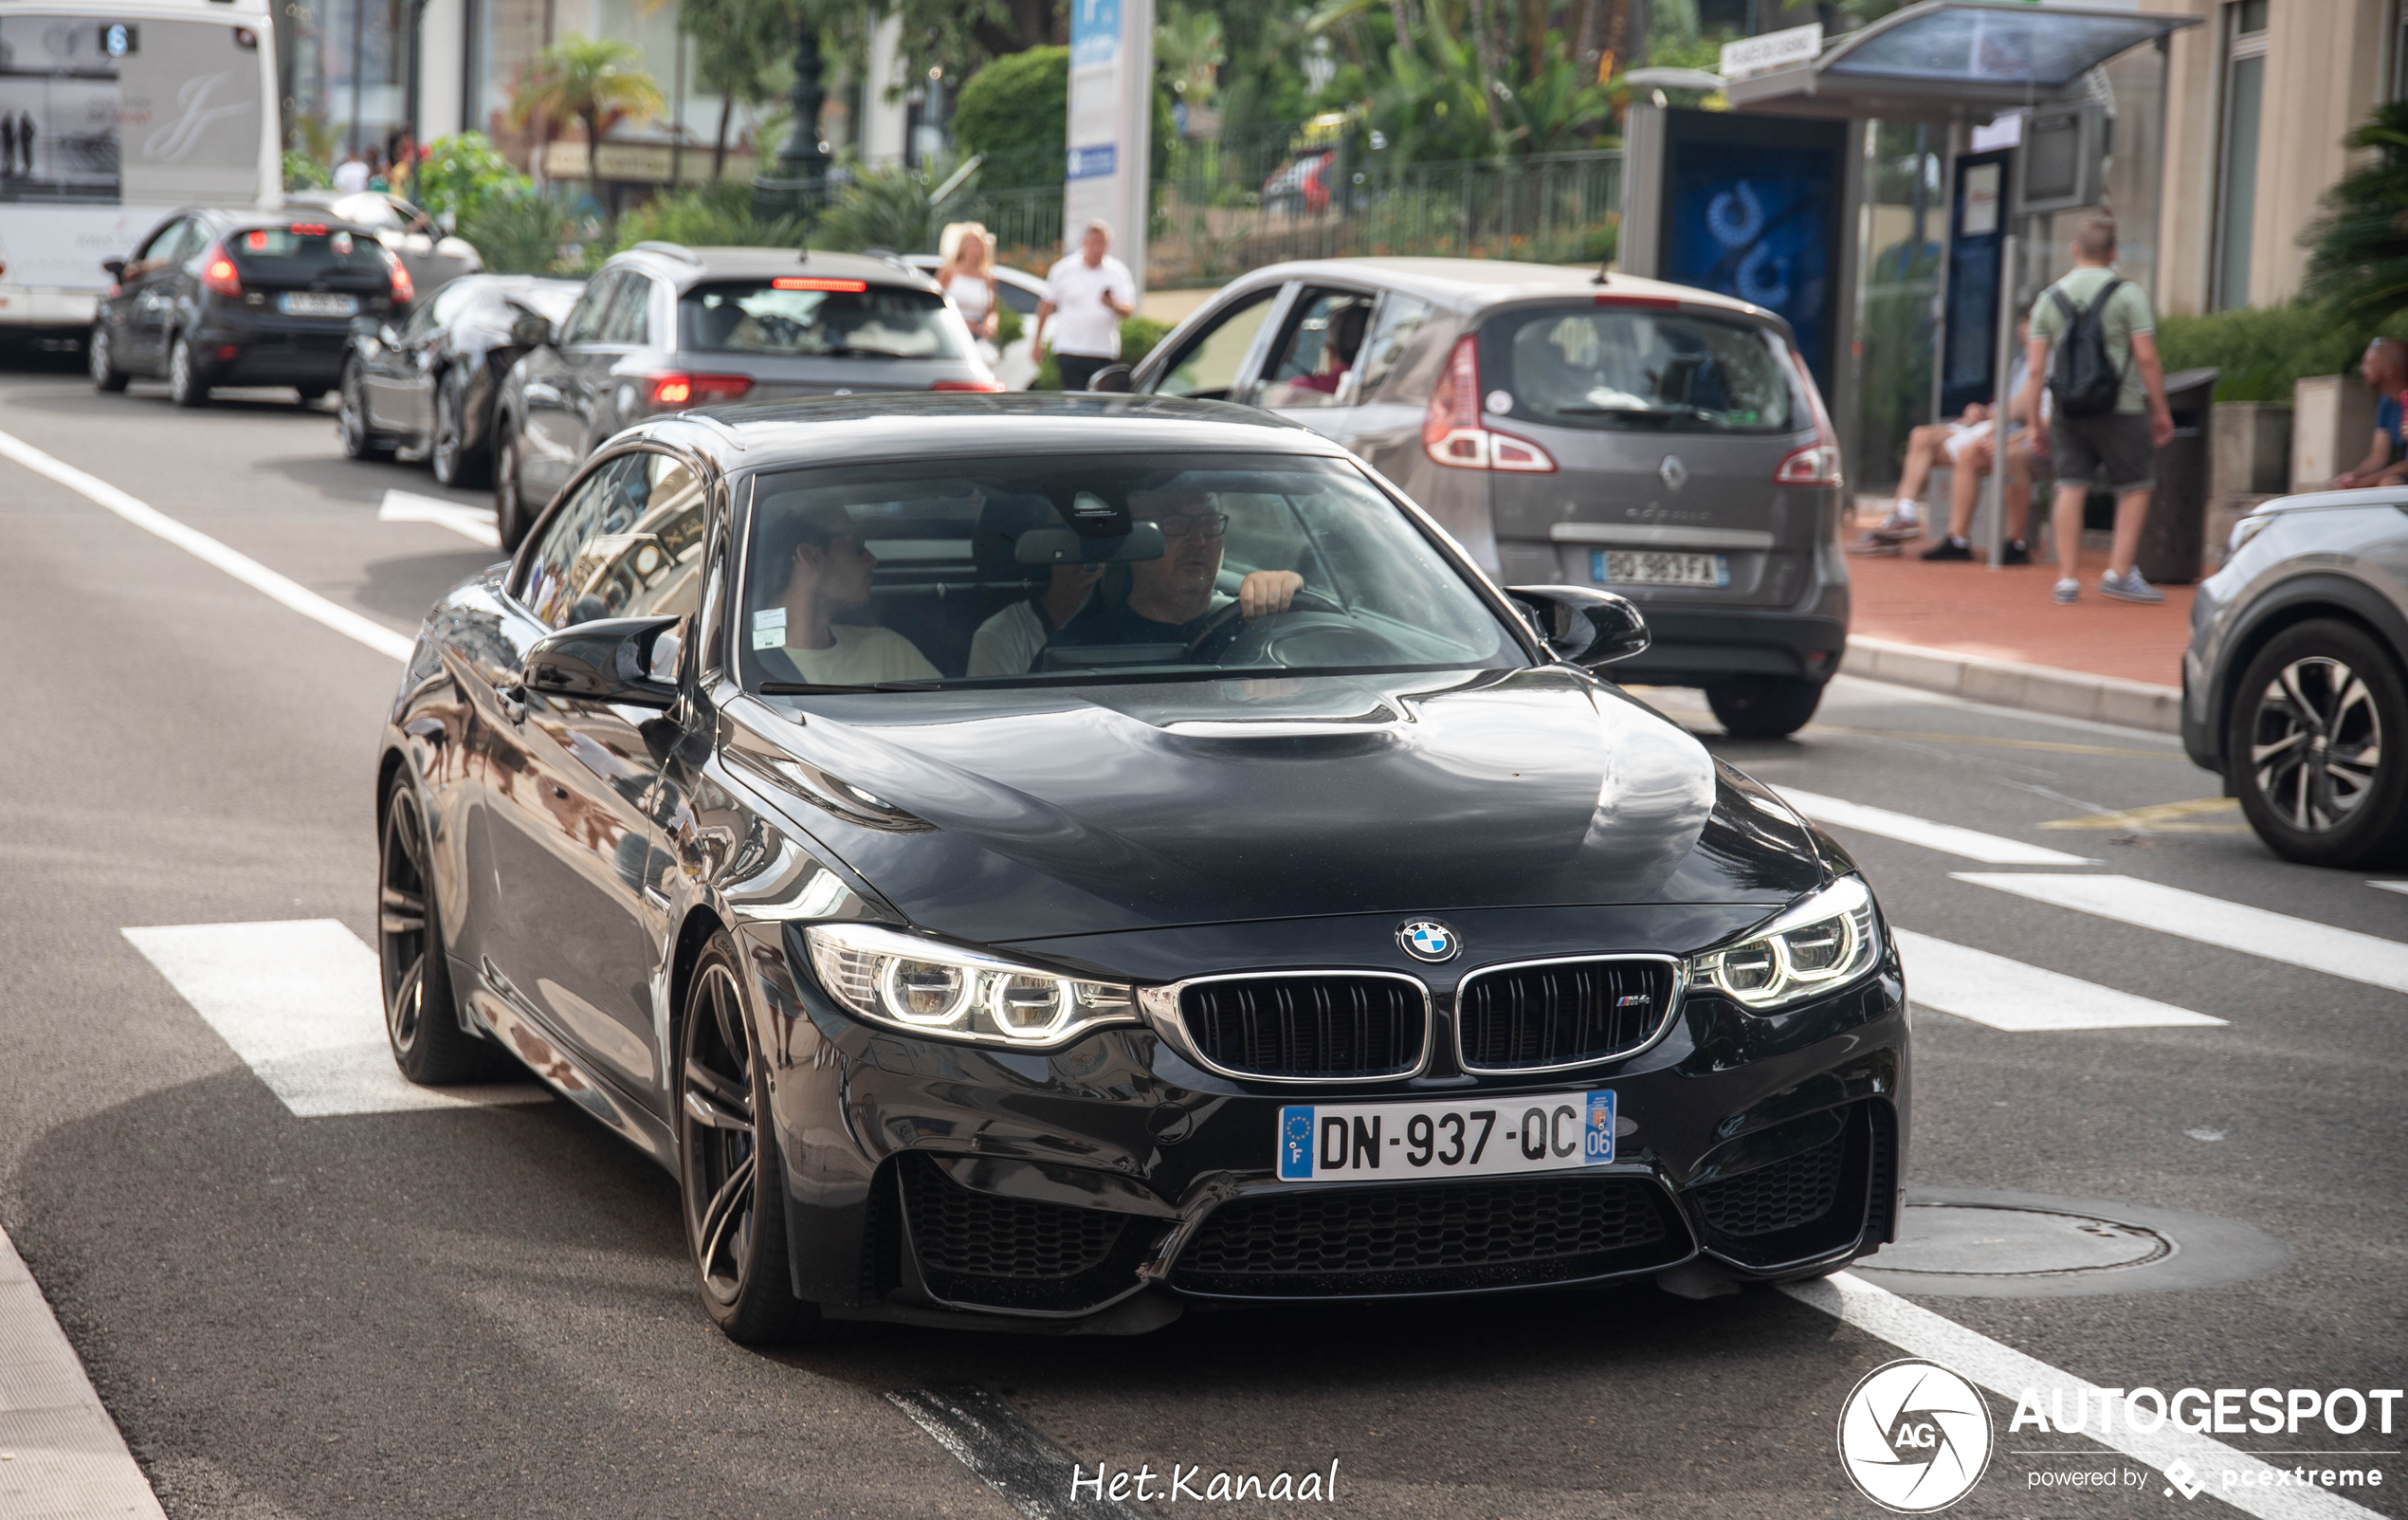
0,352,2401,1520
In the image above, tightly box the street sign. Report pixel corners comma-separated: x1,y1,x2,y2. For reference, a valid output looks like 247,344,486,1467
1064,0,1154,299
1719,23,1821,81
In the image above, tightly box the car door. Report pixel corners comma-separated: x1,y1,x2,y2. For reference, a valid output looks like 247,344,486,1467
1340,290,1439,482
575,272,658,458
1136,281,1288,402
519,270,618,501
1246,284,1384,444
480,444,708,1104
122,218,196,372
366,280,445,436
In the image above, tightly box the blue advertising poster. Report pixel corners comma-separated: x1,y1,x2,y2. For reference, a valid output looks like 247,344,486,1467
1070,0,1122,68
1665,137,1839,390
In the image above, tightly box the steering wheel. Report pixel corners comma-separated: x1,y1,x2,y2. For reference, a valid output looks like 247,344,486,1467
1180,587,1351,666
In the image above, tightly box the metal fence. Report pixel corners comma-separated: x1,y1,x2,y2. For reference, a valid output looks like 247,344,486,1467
957,142,1622,290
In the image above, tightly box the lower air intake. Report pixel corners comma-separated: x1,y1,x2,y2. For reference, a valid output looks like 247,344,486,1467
898,1155,1158,1313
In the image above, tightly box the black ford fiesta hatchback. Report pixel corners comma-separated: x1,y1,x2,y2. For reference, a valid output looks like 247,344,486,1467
376,394,1907,1341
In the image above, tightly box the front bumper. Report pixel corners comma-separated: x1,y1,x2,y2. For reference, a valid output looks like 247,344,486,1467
735,911,1908,1328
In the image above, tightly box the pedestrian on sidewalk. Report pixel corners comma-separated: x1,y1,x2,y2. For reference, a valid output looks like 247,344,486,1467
2331,338,2408,488
1032,219,1135,394
1921,317,2042,563
2016,215,2174,605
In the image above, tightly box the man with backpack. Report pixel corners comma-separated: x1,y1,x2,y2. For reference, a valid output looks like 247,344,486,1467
2015,216,2175,604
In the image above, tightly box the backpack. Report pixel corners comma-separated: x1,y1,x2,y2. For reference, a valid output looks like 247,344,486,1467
2047,277,2127,418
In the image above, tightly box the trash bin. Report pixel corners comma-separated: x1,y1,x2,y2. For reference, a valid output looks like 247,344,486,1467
2137,366,2219,584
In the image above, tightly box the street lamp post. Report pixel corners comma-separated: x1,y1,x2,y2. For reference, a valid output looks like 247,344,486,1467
753,12,830,224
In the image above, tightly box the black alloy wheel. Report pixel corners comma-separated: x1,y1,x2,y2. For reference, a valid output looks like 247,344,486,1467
167,334,208,408
379,777,510,1083
494,427,531,549
1706,675,1825,740
88,324,127,392
2227,618,2408,867
677,938,823,1344
339,359,394,460
429,368,483,487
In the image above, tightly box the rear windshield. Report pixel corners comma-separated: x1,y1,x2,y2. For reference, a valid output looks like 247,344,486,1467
1479,306,1800,434
678,280,967,360
227,226,383,280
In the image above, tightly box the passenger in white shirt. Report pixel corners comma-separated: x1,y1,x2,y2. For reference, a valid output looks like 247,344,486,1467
753,500,939,687
967,562,1103,677
1032,219,1135,394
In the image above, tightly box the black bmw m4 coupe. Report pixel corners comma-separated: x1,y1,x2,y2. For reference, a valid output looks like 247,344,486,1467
375,394,1906,1342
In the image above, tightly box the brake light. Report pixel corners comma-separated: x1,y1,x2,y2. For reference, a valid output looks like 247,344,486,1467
772,276,868,292
1421,335,1556,472
289,223,327,236
1774,345,1844,488
648,373,753,406
1594,293,1681,309
930,378,1006,392
199,243,241,297
387,255,413,305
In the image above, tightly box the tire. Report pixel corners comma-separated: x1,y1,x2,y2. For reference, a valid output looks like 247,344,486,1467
493,424,532,550
677,936,829,1345
429,369,487,487
88,323,128,392
167,333,209,408
379,776,512,1084
1706,676,1825,740
339,359,394,460
2224,618,2408,868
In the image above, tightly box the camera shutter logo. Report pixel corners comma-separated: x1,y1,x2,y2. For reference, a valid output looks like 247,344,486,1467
1836,1359,1993,1512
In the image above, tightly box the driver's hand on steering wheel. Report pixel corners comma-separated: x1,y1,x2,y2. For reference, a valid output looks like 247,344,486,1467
1238,571,1304,619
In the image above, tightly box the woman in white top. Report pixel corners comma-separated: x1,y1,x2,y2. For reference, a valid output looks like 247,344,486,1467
938,221,1000,364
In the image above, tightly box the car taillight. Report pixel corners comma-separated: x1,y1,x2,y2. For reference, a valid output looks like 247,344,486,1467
387,255,414,305
1774,345,1844,488
1421,334,1556,472
648,373,753,407
930,378,1006,392
199,244,241,298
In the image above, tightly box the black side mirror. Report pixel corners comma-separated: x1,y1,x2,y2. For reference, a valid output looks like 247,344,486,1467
521,614,681,708
1085,362,1134,393
508,310,554,348
1505,585,1651,668
101,258,126,279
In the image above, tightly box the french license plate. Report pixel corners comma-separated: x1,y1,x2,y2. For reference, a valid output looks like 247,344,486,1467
1594,549,1729,588
280,291,357,317
1276,1090,1614,1182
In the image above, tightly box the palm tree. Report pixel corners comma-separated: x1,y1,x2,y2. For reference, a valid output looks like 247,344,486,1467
510,35,667,166
2303,101,2408,328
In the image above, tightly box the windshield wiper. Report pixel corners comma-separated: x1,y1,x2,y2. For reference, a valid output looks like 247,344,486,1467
758,680,944,694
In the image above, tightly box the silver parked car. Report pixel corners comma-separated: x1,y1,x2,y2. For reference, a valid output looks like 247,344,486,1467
2184,486,2408,866
1129,258,1850,737
489,244,1000,549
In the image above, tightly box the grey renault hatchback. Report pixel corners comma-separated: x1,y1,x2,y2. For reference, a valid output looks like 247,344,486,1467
1131,259,1849,737
490,244,999,548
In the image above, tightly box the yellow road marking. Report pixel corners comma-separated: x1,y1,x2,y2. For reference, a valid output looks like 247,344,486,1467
1806,726,2184,761
2038,797,2247,832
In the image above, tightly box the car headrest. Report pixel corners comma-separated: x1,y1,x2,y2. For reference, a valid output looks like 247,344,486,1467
971,495,1059,582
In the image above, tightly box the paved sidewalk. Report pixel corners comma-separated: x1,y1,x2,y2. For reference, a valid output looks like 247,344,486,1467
0,1224,166,1520
1841,537,2198,732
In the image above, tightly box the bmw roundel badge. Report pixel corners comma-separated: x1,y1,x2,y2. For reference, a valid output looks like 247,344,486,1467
1396,919,1460,962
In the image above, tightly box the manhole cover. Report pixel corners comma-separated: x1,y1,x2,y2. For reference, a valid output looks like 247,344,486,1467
1848,1188,2291,1299
1873,1204,2170,1278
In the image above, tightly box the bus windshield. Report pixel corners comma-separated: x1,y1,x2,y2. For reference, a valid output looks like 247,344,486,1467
0,14,265,208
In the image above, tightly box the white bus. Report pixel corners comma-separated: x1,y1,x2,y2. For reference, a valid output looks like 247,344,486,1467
0,0,278,334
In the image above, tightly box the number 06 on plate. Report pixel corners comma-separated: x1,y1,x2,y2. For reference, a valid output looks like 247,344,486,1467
1276,1091,1615,1181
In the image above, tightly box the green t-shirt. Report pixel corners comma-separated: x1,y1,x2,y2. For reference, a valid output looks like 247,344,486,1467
2030,266,2154,415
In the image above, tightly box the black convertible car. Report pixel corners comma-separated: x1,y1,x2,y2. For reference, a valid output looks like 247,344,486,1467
376,394,1906,1341
339,273,584,486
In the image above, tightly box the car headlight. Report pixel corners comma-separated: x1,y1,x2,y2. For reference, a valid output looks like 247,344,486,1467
1687,876,1882,1013
801,923,1137,1047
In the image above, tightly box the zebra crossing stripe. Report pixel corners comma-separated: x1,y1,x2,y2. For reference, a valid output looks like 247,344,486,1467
1892,928,2225,1031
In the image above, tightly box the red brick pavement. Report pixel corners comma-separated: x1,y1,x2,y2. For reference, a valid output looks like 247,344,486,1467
1845,543,2195,689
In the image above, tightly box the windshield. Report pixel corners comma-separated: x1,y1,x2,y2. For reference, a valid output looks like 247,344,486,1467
0,15,264,208
1479,306,1800,433
736,453,1523,693
678,280,968,360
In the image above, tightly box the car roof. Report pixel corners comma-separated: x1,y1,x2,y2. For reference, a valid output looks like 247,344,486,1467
636,394,1343,470
607,244,940,292
1223,256,1785,327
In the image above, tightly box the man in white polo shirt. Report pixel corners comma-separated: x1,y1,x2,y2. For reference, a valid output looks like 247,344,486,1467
1032,219,1135,393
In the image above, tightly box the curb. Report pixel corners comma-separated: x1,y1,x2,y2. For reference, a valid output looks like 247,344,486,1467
0,1225,168,1520
1845,635,2183,734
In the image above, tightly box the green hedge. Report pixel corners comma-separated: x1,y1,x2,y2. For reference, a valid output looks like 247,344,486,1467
2156,302,2408,404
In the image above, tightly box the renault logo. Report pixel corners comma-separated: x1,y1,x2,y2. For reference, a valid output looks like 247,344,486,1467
1659,455,1688,491
1396,920,1460,962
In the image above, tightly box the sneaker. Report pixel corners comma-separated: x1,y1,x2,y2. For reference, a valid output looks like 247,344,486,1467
1847,536,1904,557
2001,540,2031,566
2053,577,2079,604
1868,513,1923,542
1920,537,1973,561
2100,569,2164,603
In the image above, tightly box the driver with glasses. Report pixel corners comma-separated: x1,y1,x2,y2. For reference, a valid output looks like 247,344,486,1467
1047,486,1304,655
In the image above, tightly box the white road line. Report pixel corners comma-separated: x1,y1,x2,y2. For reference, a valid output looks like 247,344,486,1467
2372,882,2408,898
1954,873,2408,996
379,488,501,547
1779,789,2096,866
1893,928,2227,1031
886,1387,1146,1520
0,426,413,663
0,1224,169,1520
122,921,550,1117
1785,1273,2385,1520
